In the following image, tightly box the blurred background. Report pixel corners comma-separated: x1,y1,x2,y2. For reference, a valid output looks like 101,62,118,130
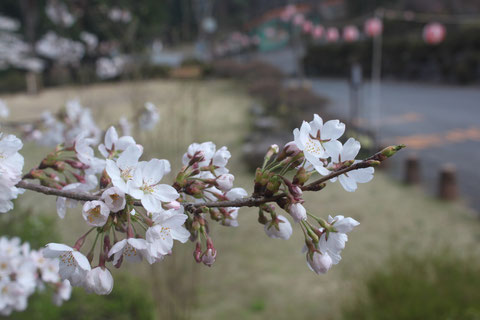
1,0,480,319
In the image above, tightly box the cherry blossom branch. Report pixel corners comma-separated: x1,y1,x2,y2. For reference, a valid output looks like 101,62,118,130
16,145,404,211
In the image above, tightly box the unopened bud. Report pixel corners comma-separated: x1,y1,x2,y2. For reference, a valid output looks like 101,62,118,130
288,203,307,223
100,170,111,189
53,161,66,172
216,174,234,191
189,151,205,166
202,238,217,267
165,201,181,210
367,160,381,167
265,175,281,196
277,141,301,161
264,144,280,162
381,145,406,158
65,159,89,170
282,177,302,200
306,251,332,275
293,167,312,186
193,242,202,263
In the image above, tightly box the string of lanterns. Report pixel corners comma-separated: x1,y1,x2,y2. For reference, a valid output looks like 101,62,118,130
213,6,466,56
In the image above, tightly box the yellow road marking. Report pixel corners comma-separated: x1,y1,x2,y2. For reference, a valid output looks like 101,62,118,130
386,127,480,150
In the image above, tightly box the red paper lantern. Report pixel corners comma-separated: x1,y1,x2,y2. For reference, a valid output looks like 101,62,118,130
302,21,313,33
343,25,359,42
364,18,383,37
326,27,339,42
312,25,324,39
423,22,446,45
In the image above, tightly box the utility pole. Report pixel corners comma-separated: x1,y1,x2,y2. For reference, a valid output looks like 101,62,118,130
370,8,384,148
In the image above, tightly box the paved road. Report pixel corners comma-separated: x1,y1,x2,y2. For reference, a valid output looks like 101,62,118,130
310,78,480,213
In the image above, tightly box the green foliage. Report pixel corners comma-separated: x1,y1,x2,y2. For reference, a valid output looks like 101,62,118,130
342,251,480,320
4,275,155,320
0,70,27,94
0,203,58,248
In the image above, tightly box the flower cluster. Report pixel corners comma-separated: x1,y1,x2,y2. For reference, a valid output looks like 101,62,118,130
20,99,101,147
2,111,403,296
0,133,24,213
294,114,374,192
0,237,71,316
96,56,127,80
45,0,76,28
254,114,401,274
12,99,159,147
36,31,85,65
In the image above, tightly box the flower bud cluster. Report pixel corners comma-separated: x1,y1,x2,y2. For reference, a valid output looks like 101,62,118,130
0,237,71,316
176,142,248,266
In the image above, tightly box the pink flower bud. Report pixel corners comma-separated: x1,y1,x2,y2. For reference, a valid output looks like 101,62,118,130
216,174,234,191
202,248,217,267
277,141,301,161
288,203,307,222
85,267,114,295
307,251,332,275
193,242,202,263
202,238,217,267
165,201,181,210
264,215,292,240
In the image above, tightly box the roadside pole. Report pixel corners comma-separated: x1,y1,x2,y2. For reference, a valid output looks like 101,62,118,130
371,9,384,148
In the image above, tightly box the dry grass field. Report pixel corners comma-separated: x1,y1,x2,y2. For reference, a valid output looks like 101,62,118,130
2,79,479,320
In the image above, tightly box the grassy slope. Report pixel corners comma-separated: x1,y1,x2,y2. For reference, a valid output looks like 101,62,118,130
2,80,480,320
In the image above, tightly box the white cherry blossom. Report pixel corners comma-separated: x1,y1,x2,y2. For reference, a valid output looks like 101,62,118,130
127,159,178,213
98,126,137,159
293,114,345,175
105,144,142,193
82,200,110,227
108,238,148,264
52,279,72,306
145,208,190,262
101,186,126,213
43,243,91,286
328,138,374,192
0,133,24,213
318,215,360,264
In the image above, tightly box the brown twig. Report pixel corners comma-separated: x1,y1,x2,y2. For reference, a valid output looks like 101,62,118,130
16,180,286,209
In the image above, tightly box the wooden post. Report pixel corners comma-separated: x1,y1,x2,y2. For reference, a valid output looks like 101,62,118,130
404,154,420,184
25,71,38,95
438,164,457,200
